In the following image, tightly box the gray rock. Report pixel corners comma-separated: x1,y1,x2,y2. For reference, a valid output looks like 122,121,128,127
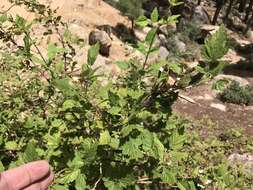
158,46,170,60
158,34,168,47
159,23,177,36
228,153,253,174
210,103,226,112
89,29,112,56
214,74,250,86
174,36,186,53
191,6,211,25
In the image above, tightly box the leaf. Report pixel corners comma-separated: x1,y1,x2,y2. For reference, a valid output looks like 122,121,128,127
202,25,229,62
145,28,157,45
177,182,187,190
153,135,165,161
151,8,159,23
23,142,39,162
48,43,66,60
5,141,18,151
136,42,147,54
168,63,182,74
53,78,76,96
0,161,5,172
62,99,81,110
88,43,100,66
115,61,129,70
75,174,87,190
0,13,8,23
107,106,121,115
104,179,123,190
121,125,143,137
169,0,184,6
59,170,80,184
161,169,177,185
166,15,180,24
169,131,187,150
135,15,149,27
23,35,31,57
51,184,69,190
99,130,111,145
121,138,143,160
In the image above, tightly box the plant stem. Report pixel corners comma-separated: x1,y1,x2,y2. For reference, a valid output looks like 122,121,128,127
143,28,158,70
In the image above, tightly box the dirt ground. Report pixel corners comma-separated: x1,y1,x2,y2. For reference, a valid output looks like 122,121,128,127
173,78,253,136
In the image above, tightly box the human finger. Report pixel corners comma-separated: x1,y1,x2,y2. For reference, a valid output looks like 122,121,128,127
22,170,54,190
0,160,50,190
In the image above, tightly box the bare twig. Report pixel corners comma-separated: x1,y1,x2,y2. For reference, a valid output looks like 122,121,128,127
178,94,196,104
0,4,16,14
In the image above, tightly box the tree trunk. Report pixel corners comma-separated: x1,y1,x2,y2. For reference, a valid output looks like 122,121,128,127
244,0,253,22
224,0,235,21
212,6,223,24
244,11,253,34
239,0,248,12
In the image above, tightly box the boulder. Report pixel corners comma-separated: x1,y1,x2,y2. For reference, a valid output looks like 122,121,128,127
214,74,250,86
191,6,211,25
89,29,112,56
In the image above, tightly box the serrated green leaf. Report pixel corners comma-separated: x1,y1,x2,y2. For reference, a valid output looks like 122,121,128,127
59,169,80,184
0,161,5,172
145,28,157,45
161,169,177,185
53,78,76,96
88,43,100,66
121,138,143,160
202,25,229,62
75,174,87,190
48,43,66,60
151,8,159,23
168,63,182,74
135,15,149,27
115,61,129,70
62,99,81,110
178,182,187,190
5,141,18,151
169,131,187,150
23,142,39,162
99,130,111,145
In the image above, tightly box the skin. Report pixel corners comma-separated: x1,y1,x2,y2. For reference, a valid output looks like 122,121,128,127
0,160,54,190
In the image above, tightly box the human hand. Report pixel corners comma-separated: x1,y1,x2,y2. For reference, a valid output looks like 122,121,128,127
0,160,54,190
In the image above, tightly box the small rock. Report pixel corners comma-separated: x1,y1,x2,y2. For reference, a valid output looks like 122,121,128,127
228,153,253,174
158,34,168,47
134,27,151,42
89,29,112,56
174,36,186,53
158,46,170,60
200,24,220,39
159,23,177,36
215,74,250,86
210,103,226,112
191,6,211,25
246,30,253,42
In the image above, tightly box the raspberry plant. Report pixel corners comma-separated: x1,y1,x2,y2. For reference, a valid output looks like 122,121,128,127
0,0,252,190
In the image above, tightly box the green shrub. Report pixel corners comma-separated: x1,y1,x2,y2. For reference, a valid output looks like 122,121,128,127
220,81,253,105
0,0,251,189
